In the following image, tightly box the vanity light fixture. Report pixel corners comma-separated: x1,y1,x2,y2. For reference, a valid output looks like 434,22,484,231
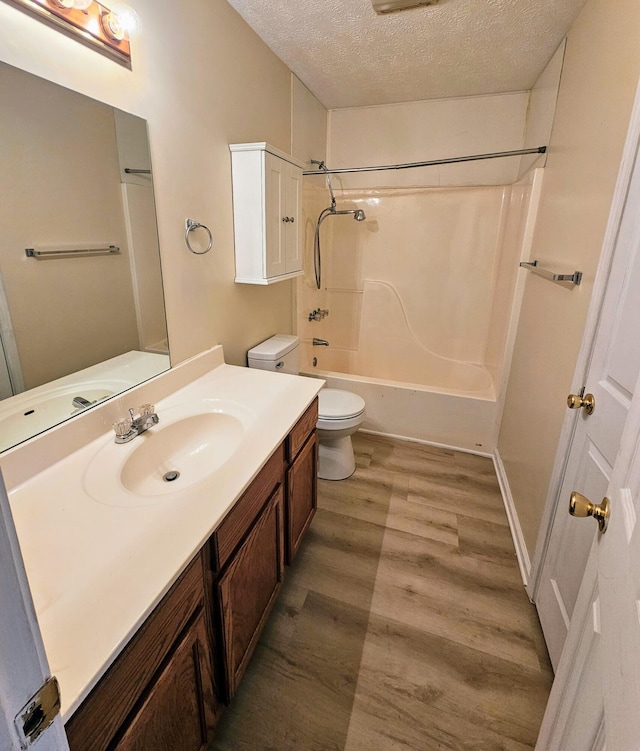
1,0,134,66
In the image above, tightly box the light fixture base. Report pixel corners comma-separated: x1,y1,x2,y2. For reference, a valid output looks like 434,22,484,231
372,0,439,14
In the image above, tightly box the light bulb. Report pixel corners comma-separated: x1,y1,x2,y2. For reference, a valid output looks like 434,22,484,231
73,0,93,9
109,3,141,36
100,10,125,41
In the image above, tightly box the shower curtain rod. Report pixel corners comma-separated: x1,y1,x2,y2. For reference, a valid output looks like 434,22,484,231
303,146,547,176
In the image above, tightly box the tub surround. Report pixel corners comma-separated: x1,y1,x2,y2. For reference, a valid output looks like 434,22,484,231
3,345,322,719
297,171,543,453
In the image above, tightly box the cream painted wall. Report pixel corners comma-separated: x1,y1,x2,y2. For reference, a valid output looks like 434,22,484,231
290,75,328,331
291,75,327,167
327,93,530,188
498,0,640,556
518,41,565,179
0,0,297,369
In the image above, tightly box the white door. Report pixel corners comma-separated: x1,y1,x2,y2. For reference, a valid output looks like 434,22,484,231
536,368,640,749
534,115,640,669
0,469,70,750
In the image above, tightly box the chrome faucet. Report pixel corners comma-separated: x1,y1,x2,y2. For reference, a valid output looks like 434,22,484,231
308,308,330,322
312,338,330,346
113,404,159,443
72,396,94,409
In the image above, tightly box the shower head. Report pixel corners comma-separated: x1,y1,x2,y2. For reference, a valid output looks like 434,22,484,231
310,162,367,223
331,208,367,221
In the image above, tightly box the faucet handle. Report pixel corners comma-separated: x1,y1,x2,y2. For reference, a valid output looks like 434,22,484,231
139,403,156,416
113,417,133,437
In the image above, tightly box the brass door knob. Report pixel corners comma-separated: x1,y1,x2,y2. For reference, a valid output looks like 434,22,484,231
567,392,595,414
569,491,610,533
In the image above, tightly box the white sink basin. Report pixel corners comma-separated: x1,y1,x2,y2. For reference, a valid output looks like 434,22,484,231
84,399,255,506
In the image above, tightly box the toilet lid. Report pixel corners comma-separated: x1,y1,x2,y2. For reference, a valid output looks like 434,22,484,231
318,389,365,419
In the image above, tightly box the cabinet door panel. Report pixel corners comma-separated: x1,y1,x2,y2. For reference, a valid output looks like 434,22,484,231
217,485,284,698
114,613,217,751
264,152,286,278
287,432,317,562
284,161,303,273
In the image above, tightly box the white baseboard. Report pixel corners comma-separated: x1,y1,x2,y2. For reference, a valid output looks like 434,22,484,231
358,428,493,458
493,449,532,590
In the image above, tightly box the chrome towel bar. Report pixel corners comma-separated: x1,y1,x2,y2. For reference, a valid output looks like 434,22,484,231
519,260,582,286
25,246,120,259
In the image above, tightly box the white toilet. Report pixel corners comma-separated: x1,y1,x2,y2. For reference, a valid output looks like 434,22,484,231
247,335,365,480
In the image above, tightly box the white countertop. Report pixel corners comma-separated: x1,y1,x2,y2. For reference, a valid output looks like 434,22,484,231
7,353,322,719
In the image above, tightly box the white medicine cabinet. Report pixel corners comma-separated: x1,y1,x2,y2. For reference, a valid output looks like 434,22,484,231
230,143,305,285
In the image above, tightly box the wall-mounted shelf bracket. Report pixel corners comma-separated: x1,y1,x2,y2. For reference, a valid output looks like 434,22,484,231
519,260,582,286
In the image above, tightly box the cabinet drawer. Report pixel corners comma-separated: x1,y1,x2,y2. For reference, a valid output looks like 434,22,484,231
66,554,206,751
212,443,284,571
286,398,318,462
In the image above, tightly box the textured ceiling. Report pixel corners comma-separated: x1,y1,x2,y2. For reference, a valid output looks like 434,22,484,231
225,0,587,109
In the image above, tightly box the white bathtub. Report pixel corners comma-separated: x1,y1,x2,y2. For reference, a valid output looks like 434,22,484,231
301,361,499,454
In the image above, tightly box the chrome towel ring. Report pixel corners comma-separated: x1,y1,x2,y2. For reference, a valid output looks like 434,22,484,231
185,218,213,255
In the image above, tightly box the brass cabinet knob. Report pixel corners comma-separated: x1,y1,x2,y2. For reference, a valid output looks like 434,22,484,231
569,491,610,533
567,392,595,414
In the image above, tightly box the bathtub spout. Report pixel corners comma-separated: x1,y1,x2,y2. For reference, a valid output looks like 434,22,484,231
312,338,330,346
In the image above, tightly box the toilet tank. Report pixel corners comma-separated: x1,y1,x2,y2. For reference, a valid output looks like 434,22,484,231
247,334,299,374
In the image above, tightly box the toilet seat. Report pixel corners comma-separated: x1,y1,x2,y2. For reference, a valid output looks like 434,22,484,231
318,389,365,421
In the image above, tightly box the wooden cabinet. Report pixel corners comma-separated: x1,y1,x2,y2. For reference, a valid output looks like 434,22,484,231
216,485,284,699
210,443,285,701
66,403,318,747
113,613,214,751
66,554,219,751
230,142,305,285
286,399,318,562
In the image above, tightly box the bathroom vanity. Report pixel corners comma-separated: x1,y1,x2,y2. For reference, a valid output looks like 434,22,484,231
3,346,321,750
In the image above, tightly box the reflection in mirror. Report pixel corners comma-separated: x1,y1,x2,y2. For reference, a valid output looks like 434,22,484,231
0,62,169,453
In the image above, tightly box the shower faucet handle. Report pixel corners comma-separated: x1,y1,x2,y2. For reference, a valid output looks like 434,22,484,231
308,308,330,321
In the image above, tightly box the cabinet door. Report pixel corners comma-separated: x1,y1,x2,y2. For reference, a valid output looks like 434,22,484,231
217,485,284,699
114,612,217,751
264,152,287,278
287,431,317,562
284,161,303,273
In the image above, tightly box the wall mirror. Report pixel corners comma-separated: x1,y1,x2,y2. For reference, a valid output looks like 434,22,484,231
0,61,169,453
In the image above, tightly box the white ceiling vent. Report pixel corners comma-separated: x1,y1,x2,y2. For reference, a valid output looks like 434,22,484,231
371,0,439,14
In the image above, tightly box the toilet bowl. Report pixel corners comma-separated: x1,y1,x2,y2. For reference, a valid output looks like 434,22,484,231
247,335,365,481
316,388,365,480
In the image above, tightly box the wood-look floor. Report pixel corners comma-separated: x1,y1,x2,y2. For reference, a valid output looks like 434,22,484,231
211,433,553,751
